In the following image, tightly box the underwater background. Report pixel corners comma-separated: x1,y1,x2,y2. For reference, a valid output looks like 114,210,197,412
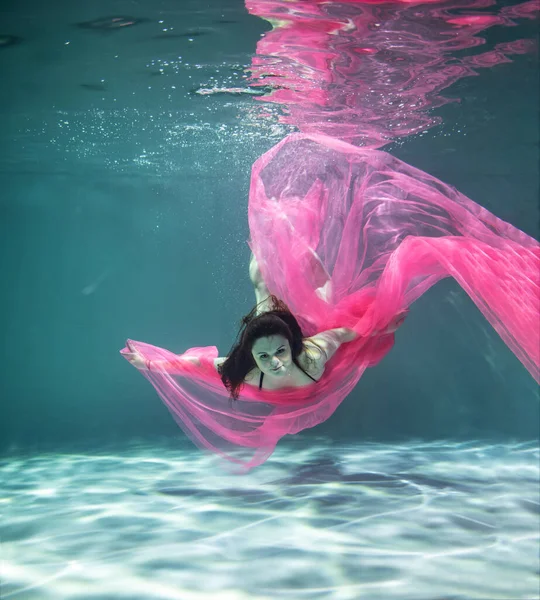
1,0,538,598
0,0,538,450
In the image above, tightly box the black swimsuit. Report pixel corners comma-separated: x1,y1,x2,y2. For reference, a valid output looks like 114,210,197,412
259,364,318,390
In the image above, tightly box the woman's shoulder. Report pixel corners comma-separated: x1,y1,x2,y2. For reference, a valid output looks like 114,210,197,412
244,366,261,385
299,338,327,374
302,337,328,359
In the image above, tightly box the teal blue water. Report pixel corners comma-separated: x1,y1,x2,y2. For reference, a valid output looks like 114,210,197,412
0,0,538,451
0,1,538,597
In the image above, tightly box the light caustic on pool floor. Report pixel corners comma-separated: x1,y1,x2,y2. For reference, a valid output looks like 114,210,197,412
1,439,538,600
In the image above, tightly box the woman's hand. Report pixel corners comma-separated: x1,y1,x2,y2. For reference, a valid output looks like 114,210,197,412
121,341,147,369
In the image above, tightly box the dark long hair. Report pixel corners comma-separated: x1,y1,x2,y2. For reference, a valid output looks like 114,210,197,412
219,296,309,400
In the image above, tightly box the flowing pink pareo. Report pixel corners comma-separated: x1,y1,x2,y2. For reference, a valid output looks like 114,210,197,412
121,133,539,471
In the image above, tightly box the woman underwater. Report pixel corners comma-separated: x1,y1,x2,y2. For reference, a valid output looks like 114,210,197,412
123,253,407,395
121,133,539,471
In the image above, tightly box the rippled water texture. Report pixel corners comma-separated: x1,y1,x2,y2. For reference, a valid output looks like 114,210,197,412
247,0,538,146
2,440,538,600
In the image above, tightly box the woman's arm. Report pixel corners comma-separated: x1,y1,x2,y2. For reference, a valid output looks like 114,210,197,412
122,342,202,372
307,310,408,364
125,354,202,372
306,328,358,363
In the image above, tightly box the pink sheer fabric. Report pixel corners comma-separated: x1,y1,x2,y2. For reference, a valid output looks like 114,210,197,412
121,0,539,470
122,133,539,471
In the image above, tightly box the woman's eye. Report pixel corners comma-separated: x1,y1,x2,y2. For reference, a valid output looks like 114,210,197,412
277,348,285,354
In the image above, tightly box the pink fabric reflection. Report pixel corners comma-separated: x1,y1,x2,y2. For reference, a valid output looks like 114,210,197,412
247,0,538,146
122,134,539,471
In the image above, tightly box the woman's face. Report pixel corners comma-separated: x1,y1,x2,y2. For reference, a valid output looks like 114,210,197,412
251,335,292,376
